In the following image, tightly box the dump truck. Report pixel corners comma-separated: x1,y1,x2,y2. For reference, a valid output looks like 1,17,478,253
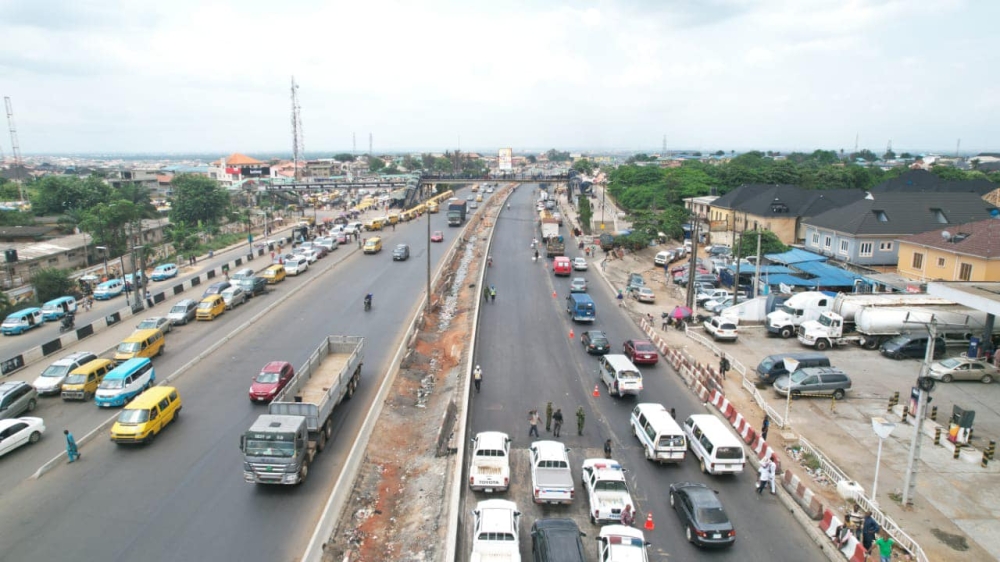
240,335,364,485
447,200,467,226
540,222,564,258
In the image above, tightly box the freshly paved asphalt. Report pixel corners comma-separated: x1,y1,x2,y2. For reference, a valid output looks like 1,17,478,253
466,185,820,560
0,198,474,562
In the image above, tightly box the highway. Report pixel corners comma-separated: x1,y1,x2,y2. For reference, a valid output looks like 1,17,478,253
0,197,475,562
463,185,819,560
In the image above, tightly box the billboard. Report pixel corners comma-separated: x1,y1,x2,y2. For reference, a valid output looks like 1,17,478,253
498,148,513,171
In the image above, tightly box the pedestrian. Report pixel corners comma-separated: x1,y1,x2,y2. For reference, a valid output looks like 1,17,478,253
473,365,482,393
862,511,880,550
604,439,613,459
489,285,496,303
358,237,362,249
620,504,634,527
552,408,564,438
719,356,730,379
545,402,553,432
64,430,80,463
670,407,676,419
756,459,773,495
528,410,541,438
871,531,894,562
145,294,155,309
576,406,585,436
483,286,489,303
391,222,396,231
761,416,770,441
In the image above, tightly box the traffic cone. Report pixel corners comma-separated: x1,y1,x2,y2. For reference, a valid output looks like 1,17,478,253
552,290,557,298
644,512,655,531
593,385,600,397
569,329,575,339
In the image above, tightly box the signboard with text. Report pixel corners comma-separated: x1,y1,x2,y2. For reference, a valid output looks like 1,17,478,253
498,148,513,171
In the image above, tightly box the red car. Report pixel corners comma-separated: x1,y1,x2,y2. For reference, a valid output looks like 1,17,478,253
623,339,659,365
248,361,295,402
431,231,444,242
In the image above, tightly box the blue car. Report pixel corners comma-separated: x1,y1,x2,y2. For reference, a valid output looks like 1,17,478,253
151,263,179,281
93,279,125,300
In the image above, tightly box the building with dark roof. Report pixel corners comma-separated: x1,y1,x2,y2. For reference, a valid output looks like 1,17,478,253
803,192,999,270
897,217,1000,282
706,184,866,246
870,169,998,196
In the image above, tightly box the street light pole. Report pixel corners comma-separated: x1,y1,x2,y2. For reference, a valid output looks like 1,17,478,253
96,246,109,280
120,255,130,307
871,417,897,507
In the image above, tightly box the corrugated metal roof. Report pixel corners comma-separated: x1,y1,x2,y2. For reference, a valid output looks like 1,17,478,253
765,248,829,265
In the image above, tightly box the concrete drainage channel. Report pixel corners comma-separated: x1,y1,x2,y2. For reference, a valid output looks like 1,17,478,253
308,188,506,562
32,242,360,479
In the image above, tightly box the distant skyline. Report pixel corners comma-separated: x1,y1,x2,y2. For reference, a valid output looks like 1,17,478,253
3,0,998,155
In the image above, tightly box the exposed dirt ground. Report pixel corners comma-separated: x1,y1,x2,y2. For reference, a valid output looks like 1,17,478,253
322,199,495,562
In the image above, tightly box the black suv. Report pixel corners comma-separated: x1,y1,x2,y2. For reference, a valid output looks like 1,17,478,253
530,519,586,562
203,281,231,298
0,381,38,420
235,276,267,298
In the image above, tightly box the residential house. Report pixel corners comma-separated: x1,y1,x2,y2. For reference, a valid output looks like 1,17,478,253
208,153,270,188
896,218,1000,282
707,184,866,246
683,195,718,221
803,192,998,271
870,169,998,197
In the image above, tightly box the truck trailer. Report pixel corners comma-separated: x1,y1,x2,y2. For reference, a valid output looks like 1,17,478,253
240,335,364,485
797,306,983,351
447,200,467,226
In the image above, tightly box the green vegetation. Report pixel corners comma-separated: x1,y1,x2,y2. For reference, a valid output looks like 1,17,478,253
169,174,231,229
333,153,355,162
572,159,594,176
545,149,571,162
577,195,592,234
735,229,789,258
368,157,386,172
31,268,76,302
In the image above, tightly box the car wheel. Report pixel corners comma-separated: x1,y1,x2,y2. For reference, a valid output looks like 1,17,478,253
941,374,954,383
29,431,41,444
669,491,676,508
700,459,707,473
791,391,801,400
833,389,845,400
26,398,36,412
686,526,694,543
982,375,994,384
779,327,793,339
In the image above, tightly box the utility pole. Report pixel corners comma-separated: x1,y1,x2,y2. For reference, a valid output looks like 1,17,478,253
369,133,373,157
685,219,700,309
290,77,304,182
352,133,356,158
902,321,938,507
753,230,763,298
4,96,26,201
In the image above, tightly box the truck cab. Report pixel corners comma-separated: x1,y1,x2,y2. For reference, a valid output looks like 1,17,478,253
471,499,521,562
766,292,831,339
469,431,511,493
240,414,310,484
581,459,634,525
797,311,845,350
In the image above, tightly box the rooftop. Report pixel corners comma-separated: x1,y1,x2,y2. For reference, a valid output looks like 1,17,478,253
898,217,1000,260
805,192,998,236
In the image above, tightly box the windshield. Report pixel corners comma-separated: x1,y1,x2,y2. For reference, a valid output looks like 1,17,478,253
779,304,796,315
595,480,628,492
818,315,834,327
170,305,189,314
696,506,730,524
758,358,775,372
2,318,20,326
254,372,280,384
937,358,962,369
118,342,141,353
117,409,149,424
243,432,296,457
198,301,215,309
100,378,124,390
64,374,88,385
41,365,71,378
137,321,158,330
789,370,809,383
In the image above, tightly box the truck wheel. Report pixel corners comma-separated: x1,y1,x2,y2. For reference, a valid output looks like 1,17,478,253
299,464,308,483
833,389,845,400
863,338,880,350
779,327,793,339
815,340,829,351
324,419,333,439
317,431,326,452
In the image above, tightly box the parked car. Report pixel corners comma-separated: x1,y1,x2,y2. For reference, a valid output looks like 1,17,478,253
0,382,38,420
124,272,144,291
669,482,736,548
167,299,198,325
654,250,673,266
221,286,247,309
296,249,320,264
285,256,309,275
32,352,99,396
705,297,735,314
880,334,946,360
393,244,411,261
0,417,46,458
530,518,586,562
235,275,267,298
626,273,645,293
431,231,444,242
703,317,738,342
707,245,732,257
572,257,588,271
581,330,611,355
150,264,178,281
634,287,656,303
203,281,231,298
230,267,255,281
136,316,172,334
569,278,588,293
928,356,999,383
623,339,658,365
774,367,852,400
696,289,731,306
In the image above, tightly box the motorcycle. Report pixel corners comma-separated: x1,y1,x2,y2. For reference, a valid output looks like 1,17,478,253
60,313,76,333
364,297,372,311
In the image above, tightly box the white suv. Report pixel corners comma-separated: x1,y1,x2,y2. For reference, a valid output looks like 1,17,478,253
704,316,738,341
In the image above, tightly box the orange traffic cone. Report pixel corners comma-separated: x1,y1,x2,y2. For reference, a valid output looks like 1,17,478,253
552,290,557,298
644,512,655,531
569,329,575,339
593,385,600,397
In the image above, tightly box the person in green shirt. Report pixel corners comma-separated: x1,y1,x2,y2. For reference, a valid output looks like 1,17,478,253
871,532,894,562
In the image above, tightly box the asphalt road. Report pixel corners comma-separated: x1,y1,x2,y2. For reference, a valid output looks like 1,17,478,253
0,193,482,562
464,185,820,561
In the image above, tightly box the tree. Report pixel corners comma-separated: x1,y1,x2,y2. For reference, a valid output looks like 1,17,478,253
433,157,453,173
883,150,897,160
369,157,386,172
421,153,436,170
78,200,143,256
545,149,571,162
572,159,595,176
401,155,419,171
384,165,401,175
849,149,878,162
900,152,913,159
30,175,112,216
169,174,231,228
333,153,355,163
578,196,592,234
32,268,76,302
714,150,725,156
626,153,656,164
527,155,537,164
734,230,788,259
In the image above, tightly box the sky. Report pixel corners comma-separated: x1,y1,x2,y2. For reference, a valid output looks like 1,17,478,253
1,0,998,156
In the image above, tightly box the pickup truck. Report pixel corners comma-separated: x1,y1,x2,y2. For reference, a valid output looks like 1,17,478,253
581,459,634,525
469,431,511,493
471,499,521,562
530,440,574,504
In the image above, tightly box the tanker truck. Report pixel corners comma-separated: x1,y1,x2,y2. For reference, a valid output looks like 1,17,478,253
797,306,984,351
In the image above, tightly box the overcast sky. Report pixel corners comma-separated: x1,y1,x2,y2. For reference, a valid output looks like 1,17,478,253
2,0,997,156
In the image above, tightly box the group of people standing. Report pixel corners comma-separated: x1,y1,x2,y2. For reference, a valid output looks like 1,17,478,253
527,403,586,439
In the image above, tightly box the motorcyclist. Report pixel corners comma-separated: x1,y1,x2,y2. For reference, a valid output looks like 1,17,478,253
61,311,76,331
364,293,373,310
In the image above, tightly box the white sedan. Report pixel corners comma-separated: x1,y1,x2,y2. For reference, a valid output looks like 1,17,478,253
297,249,320,264
0,417,46,458
634,287,656,303
572,257,589,271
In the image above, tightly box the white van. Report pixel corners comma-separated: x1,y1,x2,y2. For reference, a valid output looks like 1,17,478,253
599,354,643,397
630,403,686,463
683,414,745,475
